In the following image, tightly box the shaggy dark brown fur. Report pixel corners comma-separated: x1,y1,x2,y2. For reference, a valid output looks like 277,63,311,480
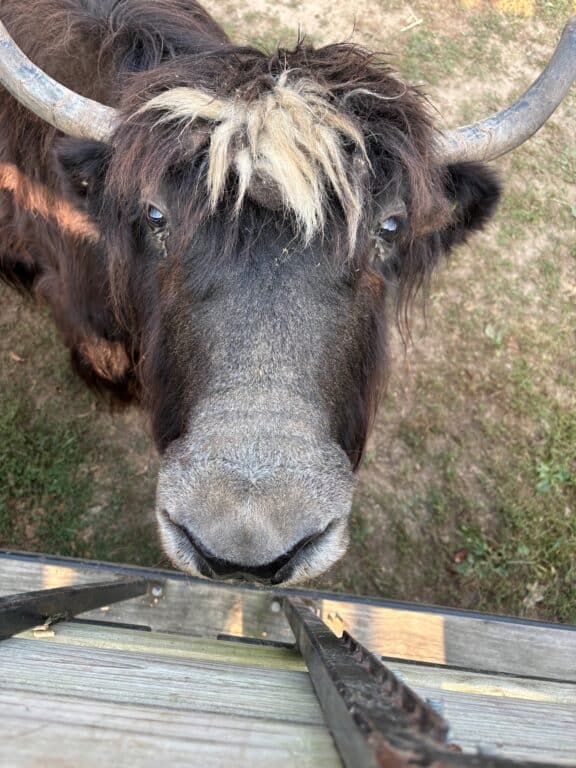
0,0,500,468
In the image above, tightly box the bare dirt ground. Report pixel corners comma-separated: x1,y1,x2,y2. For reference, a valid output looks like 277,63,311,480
1,0,574,621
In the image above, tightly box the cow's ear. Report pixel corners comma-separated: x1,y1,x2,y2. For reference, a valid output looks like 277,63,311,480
440,161,501,251
54,138,109,202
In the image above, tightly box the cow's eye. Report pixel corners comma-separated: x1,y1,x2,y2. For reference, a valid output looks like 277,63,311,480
146,204,167,232
379,216,403,241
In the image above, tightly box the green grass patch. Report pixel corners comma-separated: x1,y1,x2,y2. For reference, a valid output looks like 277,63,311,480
401,29,460,84
535,0,576,24
0,289,161,567
455,428,576,623
434,369,576,622
0,384,162,565
398,9,521,85
0,396,92,555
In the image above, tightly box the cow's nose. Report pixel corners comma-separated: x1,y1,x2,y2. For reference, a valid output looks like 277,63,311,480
184,526,326,584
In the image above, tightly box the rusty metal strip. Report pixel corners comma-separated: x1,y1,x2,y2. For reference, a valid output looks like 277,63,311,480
0,578,150,639
283,597,562,768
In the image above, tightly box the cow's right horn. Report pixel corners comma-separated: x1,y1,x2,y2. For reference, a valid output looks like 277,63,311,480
435,16,576,164
0,20,118,142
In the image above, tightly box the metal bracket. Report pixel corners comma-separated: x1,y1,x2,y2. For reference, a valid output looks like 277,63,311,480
0,578,149,639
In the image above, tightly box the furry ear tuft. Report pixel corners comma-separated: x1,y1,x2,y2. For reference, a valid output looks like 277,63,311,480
54,138,109,201
440,161,501,251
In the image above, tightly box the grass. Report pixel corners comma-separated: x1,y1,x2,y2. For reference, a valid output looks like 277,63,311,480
400,9,520,85
319,363,576,622
452,384,576,623
0,397,92,555
0,382,163,564
1,0,574,622
0,294,162,566
534,0,576,23
402,29,460,84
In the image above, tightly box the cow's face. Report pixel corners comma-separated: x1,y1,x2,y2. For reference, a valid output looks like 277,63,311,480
149,223,384,584
57,47,500,584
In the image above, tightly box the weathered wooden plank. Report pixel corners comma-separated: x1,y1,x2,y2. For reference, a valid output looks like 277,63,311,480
318,601,576,684
2,599,575,764
0,637,324,725
19,620,576,705
387,662,576,762
1,551,575,682
4,631,574,763
390,660,576,706
18,620,305,672
414,686,576,763
0,690,341,768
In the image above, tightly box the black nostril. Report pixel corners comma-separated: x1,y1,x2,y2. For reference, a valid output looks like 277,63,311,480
183,527,326,583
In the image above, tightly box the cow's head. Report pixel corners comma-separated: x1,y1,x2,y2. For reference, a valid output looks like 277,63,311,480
1,17,573,584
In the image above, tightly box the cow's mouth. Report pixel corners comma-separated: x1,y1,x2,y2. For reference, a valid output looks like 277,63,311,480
157,509,347,585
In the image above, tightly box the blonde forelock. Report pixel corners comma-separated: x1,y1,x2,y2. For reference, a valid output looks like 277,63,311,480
136,73,369,248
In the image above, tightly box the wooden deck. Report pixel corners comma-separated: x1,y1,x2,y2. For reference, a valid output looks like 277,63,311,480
1,551,575,766
1,623,339,767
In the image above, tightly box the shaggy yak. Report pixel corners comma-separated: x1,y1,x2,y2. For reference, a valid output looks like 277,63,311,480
0,1,573,584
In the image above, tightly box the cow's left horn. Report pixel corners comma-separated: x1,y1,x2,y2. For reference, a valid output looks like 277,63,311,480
436,16,576,164
0,21,118,141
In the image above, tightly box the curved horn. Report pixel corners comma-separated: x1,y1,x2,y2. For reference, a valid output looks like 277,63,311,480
436,16,576,164
0,20,118,141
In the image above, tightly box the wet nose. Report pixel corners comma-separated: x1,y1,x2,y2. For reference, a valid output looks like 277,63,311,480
185,527,325,584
